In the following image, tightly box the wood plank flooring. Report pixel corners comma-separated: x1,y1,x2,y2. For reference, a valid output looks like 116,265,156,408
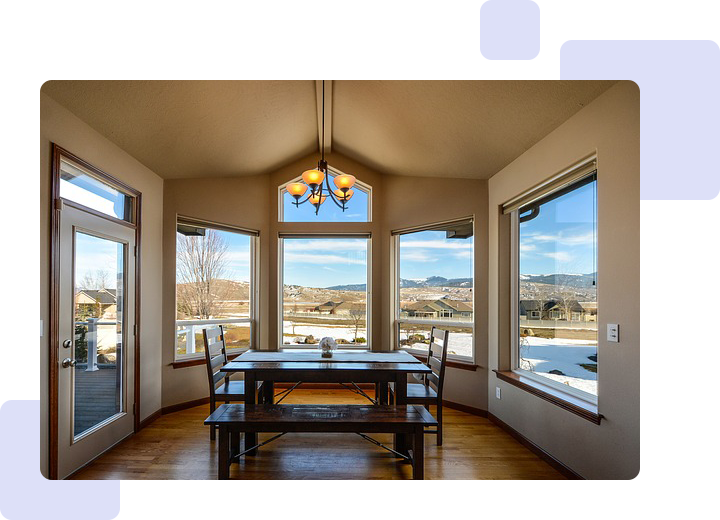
70,388,565,480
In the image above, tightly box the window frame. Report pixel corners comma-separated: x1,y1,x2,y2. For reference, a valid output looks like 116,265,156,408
391,217,476,364
277,164,373,222
509,171,599,408
173,216,259,362
277,233,372,350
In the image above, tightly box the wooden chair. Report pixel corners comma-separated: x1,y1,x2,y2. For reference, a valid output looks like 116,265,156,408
389,327,449,446
203,325,252,440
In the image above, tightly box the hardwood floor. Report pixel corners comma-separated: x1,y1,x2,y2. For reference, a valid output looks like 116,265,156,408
70,388,565,480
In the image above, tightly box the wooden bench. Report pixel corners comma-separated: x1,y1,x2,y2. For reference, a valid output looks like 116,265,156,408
205,403,437,479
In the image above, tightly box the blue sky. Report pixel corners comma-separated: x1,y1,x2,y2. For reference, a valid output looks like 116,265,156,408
283,238,368,287
399,230,473,281
519,180,597,275
75,232,123,289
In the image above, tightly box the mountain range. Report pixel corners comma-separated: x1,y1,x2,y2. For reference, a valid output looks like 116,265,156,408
520,273,597,288
327,276,473,292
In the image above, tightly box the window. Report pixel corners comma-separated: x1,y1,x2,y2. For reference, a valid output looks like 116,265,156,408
393,219,474,361
175,218,257,360
279,236,369,348
59,156,134,222
512,169,598,400
279,166,371,222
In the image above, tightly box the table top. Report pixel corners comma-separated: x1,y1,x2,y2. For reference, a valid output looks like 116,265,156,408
221,361,431,373
234,349,421,364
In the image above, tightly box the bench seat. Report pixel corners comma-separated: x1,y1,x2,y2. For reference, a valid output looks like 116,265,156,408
205,403,437,479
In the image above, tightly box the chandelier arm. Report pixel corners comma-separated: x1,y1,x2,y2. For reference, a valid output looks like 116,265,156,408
293,192,314,206
323,171,347,210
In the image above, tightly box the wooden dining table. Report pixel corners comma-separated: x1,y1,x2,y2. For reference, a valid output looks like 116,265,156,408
221,349,432,455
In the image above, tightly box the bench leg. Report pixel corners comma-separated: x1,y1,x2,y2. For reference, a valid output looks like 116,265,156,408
412,428,424,480
377,382,388,405
218,425,230,480
244,373,258,455
230,430,240,462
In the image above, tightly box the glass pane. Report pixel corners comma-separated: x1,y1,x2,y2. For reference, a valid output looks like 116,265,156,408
175,226,253,358
282,170,369,222
282,238,368,346
518,176,598,396
60,158,132,221
398,323,473,358
73,232,124,438
398,226,474,323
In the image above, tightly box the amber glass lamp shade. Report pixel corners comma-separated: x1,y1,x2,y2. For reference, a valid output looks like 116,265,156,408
309,194,327,206
333,189,354,202
287,182,308,199
334,173,356,191
302,169,325,188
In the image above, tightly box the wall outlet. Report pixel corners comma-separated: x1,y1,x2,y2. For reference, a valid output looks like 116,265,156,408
496,386,501,400
607,323,619,342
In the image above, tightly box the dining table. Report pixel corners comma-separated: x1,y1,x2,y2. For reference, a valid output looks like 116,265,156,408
221,349,432,456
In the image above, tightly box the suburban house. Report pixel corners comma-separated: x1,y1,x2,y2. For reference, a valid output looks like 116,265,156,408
401,299,473,319
519,299,597,322
311,301,366,315
74,289,117,319
37,80,640,482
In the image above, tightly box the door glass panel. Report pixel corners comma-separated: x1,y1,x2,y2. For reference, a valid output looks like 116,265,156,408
73,232,125,438
60,158,132,221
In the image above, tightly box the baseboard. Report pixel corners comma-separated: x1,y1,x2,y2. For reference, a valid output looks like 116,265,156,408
161,397,211,415
442,399,488,417
137,409,162,431
487,412,584,480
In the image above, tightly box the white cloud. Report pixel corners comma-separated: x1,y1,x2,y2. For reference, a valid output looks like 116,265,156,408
520,243,536,252
400,240,472,250
283,240,368,252
453,251,473,260
540,251,574,263
285,253,366,265
522,231,594,246
401,251,438,262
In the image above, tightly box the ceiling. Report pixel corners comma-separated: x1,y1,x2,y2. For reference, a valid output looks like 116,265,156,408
42,80,616,180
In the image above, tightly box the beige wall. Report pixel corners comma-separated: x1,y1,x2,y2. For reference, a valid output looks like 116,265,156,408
40,93,164,476
487,81,640,479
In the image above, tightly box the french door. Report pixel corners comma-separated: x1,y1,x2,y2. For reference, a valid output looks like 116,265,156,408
56,204,136,478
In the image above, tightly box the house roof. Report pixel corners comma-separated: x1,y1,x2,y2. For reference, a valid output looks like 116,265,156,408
403,299,472,313
78,289,117,304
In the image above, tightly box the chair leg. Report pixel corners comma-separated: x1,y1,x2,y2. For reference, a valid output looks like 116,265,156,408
210,398,216,441
436,400,443,446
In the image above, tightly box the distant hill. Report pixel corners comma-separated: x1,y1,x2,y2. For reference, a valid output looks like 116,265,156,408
520,273,596,289
328,276,473,292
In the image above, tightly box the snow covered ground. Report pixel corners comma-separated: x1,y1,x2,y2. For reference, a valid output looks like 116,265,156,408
521,336,597,395
282,322,367,345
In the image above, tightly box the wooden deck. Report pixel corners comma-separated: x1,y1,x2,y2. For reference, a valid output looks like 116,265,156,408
70,388,565,480
74,366,120,436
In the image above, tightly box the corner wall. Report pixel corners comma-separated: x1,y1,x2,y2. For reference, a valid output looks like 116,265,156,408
487,81,640,479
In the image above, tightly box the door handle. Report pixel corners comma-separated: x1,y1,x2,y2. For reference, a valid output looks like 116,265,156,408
61,358,77,368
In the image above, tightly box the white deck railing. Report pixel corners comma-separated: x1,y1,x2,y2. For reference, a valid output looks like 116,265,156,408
176,318,252,354
75,318,117,372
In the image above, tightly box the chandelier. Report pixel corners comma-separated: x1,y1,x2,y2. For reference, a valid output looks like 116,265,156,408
286,80,357,215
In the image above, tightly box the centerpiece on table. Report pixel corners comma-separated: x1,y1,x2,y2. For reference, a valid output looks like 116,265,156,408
318,337,337,358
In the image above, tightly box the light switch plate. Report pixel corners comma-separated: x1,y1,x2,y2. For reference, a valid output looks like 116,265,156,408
607,323,619,342
495,386,501,399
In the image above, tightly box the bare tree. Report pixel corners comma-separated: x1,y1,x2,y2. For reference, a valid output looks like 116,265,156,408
80,269,110,291
348,309,365,343
557,290,578,322
176,230,229,319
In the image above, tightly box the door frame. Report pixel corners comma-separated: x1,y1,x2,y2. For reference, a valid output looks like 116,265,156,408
49,143,142,479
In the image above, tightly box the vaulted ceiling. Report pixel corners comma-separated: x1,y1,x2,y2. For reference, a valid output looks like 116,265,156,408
42,80,616,180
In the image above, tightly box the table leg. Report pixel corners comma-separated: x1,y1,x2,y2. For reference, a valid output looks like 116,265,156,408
230,429,240,462
262,381,275,404
393,373,409,455
218,425,229,480
377,381,388,405
244,372,258,455
412,427,424,480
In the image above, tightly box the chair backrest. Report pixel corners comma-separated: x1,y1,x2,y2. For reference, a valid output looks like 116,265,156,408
425,327,449,398
203,325,229,397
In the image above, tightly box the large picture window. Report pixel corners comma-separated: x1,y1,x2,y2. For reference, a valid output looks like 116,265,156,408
175,219,257,360
393,219,474,361
280,236,369,348
513,170,598,399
